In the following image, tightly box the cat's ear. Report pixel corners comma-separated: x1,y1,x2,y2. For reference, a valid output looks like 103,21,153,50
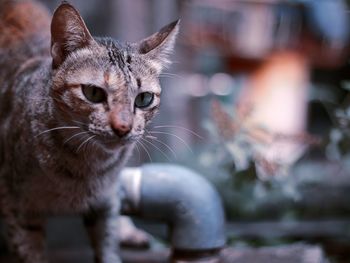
51,2,94,69
136,20,180,73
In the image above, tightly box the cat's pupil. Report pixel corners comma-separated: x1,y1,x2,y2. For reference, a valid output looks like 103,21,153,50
82,84,107,103
135,92,154,109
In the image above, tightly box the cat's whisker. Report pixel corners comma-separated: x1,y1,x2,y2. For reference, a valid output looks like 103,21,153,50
145,135,177,159
89,136,98,152
133,142,141,162
153,125,203,139
76,135,96,153
63,131,90,145
136,140,153,163
84,135,97,153
159,73,184,81
36,126,80,137
145,135,157,140
160,72,182,78
74,133,90,152
147,131,193,154
140,137,171,161
159,76,182,81
72,120,88,127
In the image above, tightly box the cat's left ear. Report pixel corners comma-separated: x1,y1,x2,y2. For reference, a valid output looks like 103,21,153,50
51,2,95,69
136,20,180,73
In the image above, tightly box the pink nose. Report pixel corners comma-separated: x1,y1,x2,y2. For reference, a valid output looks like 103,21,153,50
111,122,131,137
110,111,133,137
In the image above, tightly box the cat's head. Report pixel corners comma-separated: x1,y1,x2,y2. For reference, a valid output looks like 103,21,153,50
50,3,178,148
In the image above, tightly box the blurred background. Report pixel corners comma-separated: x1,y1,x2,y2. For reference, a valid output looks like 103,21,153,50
3,0,350,262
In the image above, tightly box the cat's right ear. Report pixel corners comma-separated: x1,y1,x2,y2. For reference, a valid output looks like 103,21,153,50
51,2,94,69
136,20,180,74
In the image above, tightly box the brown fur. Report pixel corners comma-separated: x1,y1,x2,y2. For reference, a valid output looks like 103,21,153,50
0,0,50,48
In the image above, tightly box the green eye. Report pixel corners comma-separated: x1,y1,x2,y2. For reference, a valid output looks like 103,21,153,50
82,84,107,103
135,92,154,109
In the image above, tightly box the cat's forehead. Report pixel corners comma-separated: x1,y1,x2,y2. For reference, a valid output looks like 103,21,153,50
97,38,158,76
61,42,160,92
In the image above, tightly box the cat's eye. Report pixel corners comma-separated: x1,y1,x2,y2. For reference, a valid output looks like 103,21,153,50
135,92,154,109
81,84,107,103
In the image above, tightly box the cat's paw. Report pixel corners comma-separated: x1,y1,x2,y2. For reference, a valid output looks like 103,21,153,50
118,216,150,248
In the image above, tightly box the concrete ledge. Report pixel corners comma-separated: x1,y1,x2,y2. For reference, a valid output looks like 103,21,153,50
0,244,328,263
220,244,328,263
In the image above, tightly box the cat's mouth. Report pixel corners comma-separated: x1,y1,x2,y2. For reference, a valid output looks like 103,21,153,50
95,133,141,148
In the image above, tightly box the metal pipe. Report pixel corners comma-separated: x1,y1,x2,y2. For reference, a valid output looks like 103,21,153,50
119,163,226,261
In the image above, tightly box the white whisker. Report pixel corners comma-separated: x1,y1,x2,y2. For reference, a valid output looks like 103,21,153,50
141,137,171,161
84,136,97,153
133,143,141,162
153,125,203,139
64,131,90,145
89,136,98,152
148,131,193,153
145,135,157,140
35,126,80,137
76,135,96,153
137,140,152,162
145,135,177,159
72,120,88,127
160,72,181,77
159,72,184,80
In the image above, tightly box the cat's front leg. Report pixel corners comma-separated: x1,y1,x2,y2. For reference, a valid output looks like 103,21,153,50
83,202,121,263
5,214,47,263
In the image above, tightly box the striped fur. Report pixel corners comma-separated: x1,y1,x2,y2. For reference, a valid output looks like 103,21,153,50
0,1,178,262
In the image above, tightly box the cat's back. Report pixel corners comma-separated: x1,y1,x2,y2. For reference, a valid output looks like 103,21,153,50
0,0,51,62
0,0,51,116
0,1,51,167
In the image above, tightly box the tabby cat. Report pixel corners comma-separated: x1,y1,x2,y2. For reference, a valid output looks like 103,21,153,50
0,1,178,262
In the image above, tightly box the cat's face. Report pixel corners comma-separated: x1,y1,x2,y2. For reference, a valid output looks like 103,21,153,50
50,3,178,147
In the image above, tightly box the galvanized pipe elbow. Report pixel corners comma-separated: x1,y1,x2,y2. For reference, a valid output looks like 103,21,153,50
119,163,226,260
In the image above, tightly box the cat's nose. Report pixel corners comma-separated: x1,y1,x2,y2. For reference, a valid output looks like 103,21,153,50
110,110,133,137
111,123,132,137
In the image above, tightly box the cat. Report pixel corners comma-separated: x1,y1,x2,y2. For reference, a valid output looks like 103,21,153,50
0,0,179,262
